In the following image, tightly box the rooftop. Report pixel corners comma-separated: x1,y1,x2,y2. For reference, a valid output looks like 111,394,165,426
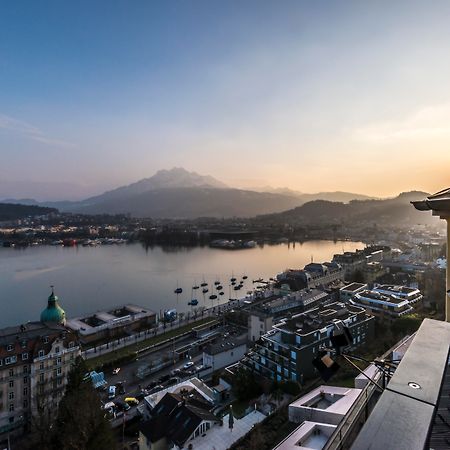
274,422,337,450
275,302,367,335
351,318,450,450
0,321,67,347
341,282,366,292
355,290,407,305
66,303,155,334
290,385,361,418
205,334,247,355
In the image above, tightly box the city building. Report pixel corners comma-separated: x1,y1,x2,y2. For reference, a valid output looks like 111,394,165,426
0,290,80,437
277,262,345,291
66,304,157,345
138,392,221,450
288,385,362,425
202,334,247,373
351,290,414,318
243,302,374,383
339,282,367,302
248,289,330,342
372,284,423,307
274,421,336,450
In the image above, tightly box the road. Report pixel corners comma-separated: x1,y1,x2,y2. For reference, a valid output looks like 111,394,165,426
101,331,206,428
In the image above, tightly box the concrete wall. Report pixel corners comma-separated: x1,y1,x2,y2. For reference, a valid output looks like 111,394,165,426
203,344,247,372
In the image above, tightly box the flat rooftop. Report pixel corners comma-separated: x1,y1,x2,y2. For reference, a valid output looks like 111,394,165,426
356,290,406,305
351,318,450,450
275,302,367,335
290,385,361,416
66,304,156,334
274,422,337,450
341,282,366,292
204,334,247,355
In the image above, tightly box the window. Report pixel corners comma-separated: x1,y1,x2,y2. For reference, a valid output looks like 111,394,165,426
9,380,14,388
39,373,44,383
8,368,14,377
21,353,28,361
23,376,28,384
5,356,17,365
43,336,49,344
21,340,27,349
23,400,28,408
8,392,14,400
6,344,13,352
56,357,62,365
55,346,60,354
23,387,28,396
57,367,62,376
40,362,44,370
68,341,75,348
38,350,45,358
23,365,28,374
9,404,14,412
57,378,63,385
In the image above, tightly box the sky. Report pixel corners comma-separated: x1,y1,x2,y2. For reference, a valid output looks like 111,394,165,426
1,1,450,200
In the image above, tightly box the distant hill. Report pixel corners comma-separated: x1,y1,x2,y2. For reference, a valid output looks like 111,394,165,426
73,187,302,219
0,203,57,222
249,187,375,203
257,191,436,226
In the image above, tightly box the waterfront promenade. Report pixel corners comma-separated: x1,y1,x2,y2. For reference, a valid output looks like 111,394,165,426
82,298,244,360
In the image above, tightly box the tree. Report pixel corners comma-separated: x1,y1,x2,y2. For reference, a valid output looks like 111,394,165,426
233,368,263,401
51,356,116,450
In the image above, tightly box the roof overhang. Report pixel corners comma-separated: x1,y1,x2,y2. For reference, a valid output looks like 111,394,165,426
411,188,450,219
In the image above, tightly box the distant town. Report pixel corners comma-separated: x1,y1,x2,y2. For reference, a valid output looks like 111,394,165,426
0,190,448,449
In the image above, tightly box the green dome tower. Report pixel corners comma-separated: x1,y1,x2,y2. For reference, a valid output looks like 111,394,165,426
40,286,66,325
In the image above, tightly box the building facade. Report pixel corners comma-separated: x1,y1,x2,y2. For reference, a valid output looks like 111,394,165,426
0,290,80,437
243,302,374,383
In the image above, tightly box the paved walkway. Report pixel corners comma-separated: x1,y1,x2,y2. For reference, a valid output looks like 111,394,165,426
82,298,245,360
190,410,266,450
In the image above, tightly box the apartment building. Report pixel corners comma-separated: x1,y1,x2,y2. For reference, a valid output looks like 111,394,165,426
243,302,374,383
0,290,80,437
351,290,414,318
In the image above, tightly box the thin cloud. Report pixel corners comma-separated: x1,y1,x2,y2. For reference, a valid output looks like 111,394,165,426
0,114,75,148
351,104,450,143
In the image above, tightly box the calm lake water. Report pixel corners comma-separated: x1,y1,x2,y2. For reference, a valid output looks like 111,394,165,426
0,241,364,327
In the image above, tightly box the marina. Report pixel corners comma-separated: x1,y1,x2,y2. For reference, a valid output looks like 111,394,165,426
0,240,364,328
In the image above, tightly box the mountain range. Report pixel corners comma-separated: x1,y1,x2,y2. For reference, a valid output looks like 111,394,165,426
256,191,436,226
0,168,429,220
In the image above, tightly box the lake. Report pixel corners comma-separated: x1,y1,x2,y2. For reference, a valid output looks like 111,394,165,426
0,240,365,327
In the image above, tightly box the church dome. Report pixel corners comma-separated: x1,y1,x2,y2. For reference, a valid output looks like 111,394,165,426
40,287,66,325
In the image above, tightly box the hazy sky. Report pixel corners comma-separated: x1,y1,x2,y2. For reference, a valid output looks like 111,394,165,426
1,1,450,200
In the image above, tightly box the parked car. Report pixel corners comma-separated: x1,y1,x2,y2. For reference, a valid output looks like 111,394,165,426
158,374,170,383
108,385,116,399
145,381,157,390
114,400,131,411
135,392,146,401
165,377,178,387
116,381,125,395
125,397,139,406
183,361,194,370
148,385,164,394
